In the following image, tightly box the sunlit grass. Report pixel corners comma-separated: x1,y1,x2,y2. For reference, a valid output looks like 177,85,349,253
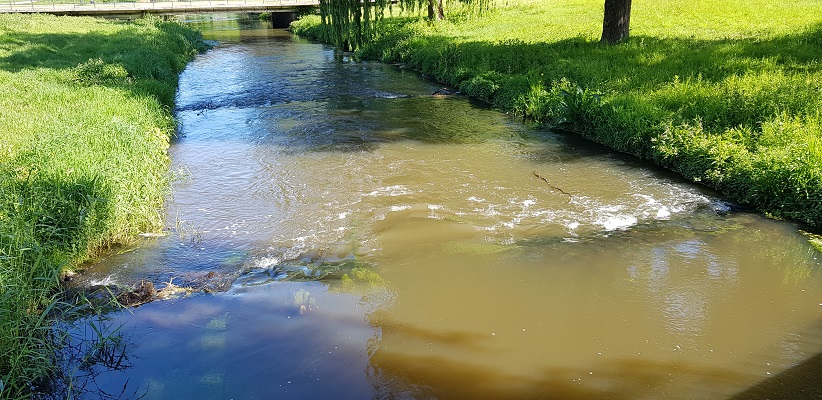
293,0,822,227
0,14,205,398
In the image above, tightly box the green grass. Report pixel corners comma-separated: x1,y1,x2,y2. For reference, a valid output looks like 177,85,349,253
292,0,822,227
0,14,206,398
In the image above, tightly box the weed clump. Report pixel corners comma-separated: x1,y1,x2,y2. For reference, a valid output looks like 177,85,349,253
72,58,130,86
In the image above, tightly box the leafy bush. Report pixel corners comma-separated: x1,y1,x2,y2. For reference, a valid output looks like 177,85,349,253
459,71,501,102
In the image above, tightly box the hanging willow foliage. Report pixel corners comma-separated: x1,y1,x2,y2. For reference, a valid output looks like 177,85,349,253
318,0,385,51
459,0,493,15
317,0,494,51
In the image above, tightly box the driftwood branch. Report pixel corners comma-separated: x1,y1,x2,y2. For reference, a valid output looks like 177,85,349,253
532,170,572,202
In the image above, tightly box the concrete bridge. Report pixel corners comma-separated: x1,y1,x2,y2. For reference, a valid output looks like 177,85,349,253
0,0,318,17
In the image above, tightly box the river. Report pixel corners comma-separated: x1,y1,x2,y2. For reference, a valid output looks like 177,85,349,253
65,14,822,399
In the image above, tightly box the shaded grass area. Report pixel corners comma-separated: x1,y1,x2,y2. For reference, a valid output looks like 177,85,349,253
0,14,206,398
292,0,822,227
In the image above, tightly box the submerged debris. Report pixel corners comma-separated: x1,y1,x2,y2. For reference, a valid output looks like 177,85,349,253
70,270,230,308
110,279,197,307
432,87,455,96
116,280,156,307
60,269,77,283
800,231,822,253
155,279,195,301
68,256,387,309
293,289,317,315
338,267,387,293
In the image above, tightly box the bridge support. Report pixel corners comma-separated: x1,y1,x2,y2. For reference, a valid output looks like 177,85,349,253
270,11,297,28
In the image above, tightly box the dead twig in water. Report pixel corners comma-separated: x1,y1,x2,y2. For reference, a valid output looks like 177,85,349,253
532,170,572,202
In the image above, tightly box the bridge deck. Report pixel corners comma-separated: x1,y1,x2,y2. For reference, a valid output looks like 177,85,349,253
0,0,317,15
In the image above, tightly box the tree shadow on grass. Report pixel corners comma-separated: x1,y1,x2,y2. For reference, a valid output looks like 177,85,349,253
406,21,822,90
0,20,205,107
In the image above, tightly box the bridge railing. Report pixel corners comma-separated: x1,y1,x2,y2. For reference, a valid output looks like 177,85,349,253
0,0,317,14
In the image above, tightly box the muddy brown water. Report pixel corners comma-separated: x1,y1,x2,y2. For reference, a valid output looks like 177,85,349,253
66,14,822,400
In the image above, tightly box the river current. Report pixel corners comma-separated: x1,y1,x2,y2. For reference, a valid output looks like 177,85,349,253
68,15,822,399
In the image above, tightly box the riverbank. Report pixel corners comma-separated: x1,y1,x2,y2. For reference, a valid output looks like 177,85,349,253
292,0,822,228
0,14,206,398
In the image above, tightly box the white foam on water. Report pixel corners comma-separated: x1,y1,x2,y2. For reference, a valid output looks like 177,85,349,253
89,275,118,287
474,205,501,217
364,185,412,197
596,215,639,231
255,256,281,269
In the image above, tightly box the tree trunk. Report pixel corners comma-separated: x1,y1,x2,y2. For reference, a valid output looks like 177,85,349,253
428,0,444,21
601,0,631,44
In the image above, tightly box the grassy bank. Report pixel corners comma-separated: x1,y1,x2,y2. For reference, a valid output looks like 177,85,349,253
292,0,822,227
0,14,205,398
